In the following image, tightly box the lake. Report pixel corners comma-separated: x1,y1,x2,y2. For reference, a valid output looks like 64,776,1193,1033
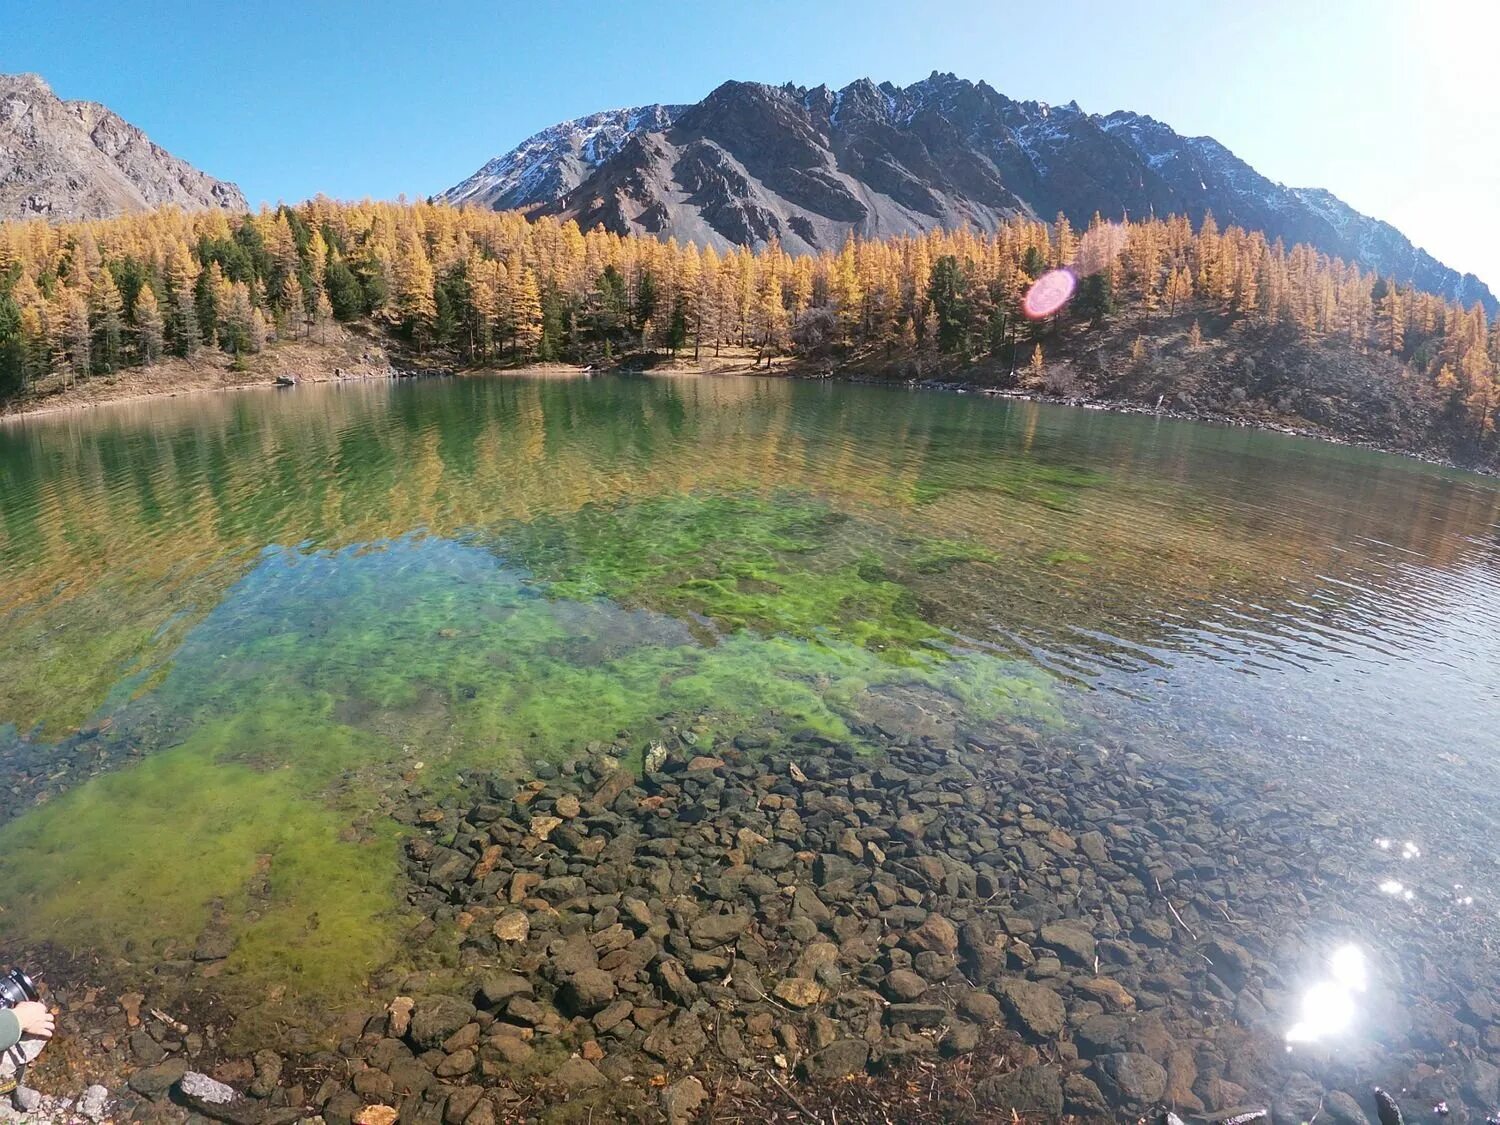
2,374,1498,1113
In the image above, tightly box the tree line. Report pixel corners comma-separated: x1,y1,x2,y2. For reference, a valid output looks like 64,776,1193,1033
1,198,1496,433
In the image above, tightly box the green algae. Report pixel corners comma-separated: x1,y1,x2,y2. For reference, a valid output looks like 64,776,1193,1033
142,502,1060,774
0,703,402,1015
498,492,960,658
903,454,1107,511
0,486,1063,1021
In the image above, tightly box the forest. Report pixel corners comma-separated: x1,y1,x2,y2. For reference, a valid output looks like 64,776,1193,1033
1,198,1496,444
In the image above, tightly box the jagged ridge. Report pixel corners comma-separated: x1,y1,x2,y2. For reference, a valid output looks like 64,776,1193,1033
443,72,1494,312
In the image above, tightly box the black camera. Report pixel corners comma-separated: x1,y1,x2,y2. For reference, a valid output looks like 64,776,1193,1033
0,969,38,1010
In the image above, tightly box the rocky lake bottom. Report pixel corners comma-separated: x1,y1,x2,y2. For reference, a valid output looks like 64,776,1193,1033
13,686,1500,1124
1,375,1498,1123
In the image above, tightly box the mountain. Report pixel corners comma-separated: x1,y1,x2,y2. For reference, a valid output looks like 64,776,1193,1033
0,73,246,222
441,73,1494,312
441,104,684,213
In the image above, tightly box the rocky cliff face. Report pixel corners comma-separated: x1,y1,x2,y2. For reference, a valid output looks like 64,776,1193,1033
445,73,1494,311
0,73,246,222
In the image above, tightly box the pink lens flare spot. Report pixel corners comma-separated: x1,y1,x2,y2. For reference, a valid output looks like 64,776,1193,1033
1023,268,1077,319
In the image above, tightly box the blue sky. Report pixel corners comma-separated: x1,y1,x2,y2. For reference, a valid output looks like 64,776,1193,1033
3,0,1496,287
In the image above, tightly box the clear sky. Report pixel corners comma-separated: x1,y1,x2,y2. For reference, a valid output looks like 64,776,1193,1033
3,0,1495,287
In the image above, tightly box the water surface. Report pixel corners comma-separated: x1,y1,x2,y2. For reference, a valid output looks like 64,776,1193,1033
1,374,1497,1053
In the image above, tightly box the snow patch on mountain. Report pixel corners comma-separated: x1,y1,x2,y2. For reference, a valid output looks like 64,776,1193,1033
438,104,684,211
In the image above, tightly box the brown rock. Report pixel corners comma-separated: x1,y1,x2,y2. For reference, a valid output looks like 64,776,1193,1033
509,872,542,903
1076,976,1135,1011
387,995,415,1038
493,910,530,943
793,941,839,979
773,977,824,1008
355,1108,399,1125
1165,1045,1204,1112
662,1075,708,1124
907,913,959,955
436,1048,476,1078
552,1057,607,1089
529,815,562,841
593,769,635,806
471,844,503,880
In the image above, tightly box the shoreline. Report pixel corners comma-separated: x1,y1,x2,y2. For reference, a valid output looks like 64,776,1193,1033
0,359,597,426
3,349,1492,479
850,375,1500,478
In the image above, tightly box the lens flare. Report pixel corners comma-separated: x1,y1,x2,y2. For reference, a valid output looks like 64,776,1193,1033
1023,268,1077,319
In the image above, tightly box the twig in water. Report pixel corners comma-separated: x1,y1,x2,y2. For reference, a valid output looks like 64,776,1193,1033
766,1071,821,1122
1164,895,1199,939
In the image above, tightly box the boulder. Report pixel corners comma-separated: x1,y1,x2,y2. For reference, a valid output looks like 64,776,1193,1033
661,1076,708,1124
801,1039,870,1081
128,1059,189,1097
476,973,533,1009
553,1057,607,1089
995,978,1065,1038
976,1065,1064,1114
1037,922,1095,966
174,1072,264,1125
559,968,618,1016
880,969,929,1002
906,913,959,955
409,996,477,1049
1095,1052,1168,1104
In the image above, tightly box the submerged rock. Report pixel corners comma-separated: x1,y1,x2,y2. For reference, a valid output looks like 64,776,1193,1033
995,978,1065,1038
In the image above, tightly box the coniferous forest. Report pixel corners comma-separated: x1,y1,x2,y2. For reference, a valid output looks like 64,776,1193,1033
1,199,1496,460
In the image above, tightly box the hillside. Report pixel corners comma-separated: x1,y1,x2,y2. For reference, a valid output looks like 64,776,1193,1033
440,73,1495,313
0,72,245,222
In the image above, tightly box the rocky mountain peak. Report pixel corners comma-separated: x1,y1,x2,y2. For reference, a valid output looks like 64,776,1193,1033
0,71,246,222
441,75,1494,311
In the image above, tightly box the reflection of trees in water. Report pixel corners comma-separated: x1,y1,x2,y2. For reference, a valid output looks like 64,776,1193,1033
0,376,1497,734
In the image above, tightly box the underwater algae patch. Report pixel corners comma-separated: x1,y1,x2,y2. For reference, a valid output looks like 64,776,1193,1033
172,493,1060,767
0,701,403,1014
0,488,1062,1023
484,490,1060,734
497,492,970,655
